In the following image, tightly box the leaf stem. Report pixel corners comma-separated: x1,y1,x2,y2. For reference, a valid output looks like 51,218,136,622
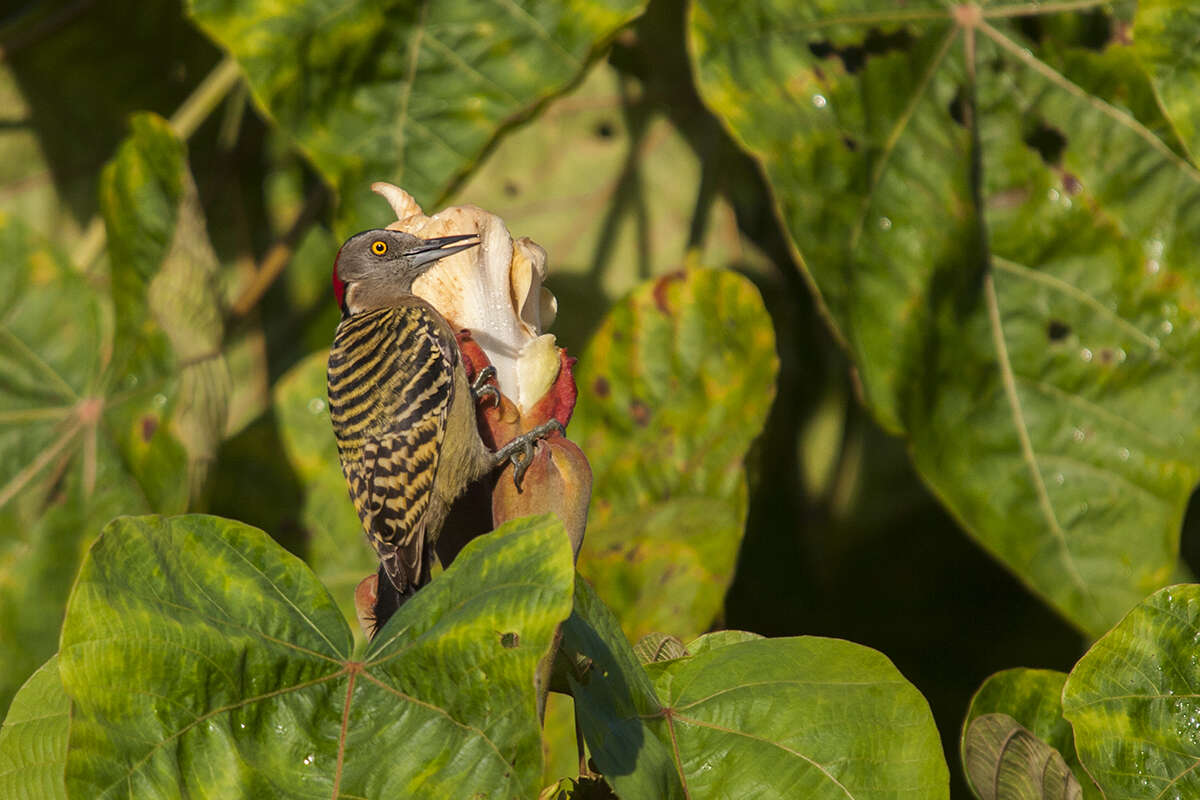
228,185,327,318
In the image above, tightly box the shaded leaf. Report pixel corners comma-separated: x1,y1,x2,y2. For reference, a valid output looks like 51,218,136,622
633,632,687,664
0,656,68,800
273,350,376,634
571,268,778,641
690,0,1200,635
562,576,684,800
963,714,1080,800
101,112,229,501
1062,583,1200,798
0,216,176,712
187,0,648,233
963,669,1098,800
60,513,573,798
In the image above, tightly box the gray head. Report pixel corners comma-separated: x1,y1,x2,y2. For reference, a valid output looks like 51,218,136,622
332,228,479,315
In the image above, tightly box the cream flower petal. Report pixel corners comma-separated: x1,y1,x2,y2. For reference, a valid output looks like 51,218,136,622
372,183,561,412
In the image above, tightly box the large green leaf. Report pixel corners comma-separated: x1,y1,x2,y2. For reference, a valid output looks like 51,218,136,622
963,669,1098,799
273,350,376,633
570,268,778,642
690,0,1200,635
59,513,573,798
564,579,948,798
187,0,647,233
1062,583,1200,799
0,656,68,800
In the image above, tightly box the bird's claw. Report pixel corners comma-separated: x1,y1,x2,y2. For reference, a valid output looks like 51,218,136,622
494,419,565,491
471,366,499,406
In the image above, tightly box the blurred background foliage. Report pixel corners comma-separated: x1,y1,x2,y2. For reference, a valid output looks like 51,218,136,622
4,0,1200,796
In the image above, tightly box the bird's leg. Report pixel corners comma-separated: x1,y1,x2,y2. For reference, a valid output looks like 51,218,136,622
471,365,499,406
493,419,565,490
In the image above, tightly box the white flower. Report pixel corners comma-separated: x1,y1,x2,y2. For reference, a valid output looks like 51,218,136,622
372,182,560,413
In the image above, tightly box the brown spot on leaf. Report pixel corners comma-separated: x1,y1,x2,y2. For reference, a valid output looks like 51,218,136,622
629,399,650,426
141,415,158,442
593,376,610,398
500,632,520,648
1062,172,1082,195
1047,320,1070,342
652,271,685,314
1097,347,1117,365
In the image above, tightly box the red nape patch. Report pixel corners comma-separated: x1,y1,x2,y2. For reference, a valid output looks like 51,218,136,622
332,245,347,309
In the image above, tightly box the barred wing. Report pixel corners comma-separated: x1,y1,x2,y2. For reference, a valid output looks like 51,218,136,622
327,303,457,594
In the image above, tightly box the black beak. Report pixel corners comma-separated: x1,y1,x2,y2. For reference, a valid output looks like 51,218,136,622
408,234,480,268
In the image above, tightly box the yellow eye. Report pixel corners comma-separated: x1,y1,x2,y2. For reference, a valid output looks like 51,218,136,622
371,240,387,255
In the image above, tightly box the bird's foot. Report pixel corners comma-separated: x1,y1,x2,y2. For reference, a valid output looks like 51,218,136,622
471,365,499,406
493,419,565,490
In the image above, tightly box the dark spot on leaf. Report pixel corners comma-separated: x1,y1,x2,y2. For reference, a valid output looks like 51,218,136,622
1097,348,1117,365
812,64,825,81
653,271,685,314
1024,122,1067,166
141,415,158,442
594,120,615,140
500,632,519,648
842,135,858,151
593,376,610,398
1062,172,1082,195
1047,320,1070,342
503,180,519,197
624,544,641,563
948,87,967,127
808,28,913,74
629,399,650,426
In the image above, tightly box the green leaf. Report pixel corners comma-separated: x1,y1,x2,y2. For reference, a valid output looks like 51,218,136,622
684,629,762,656
690,0,1200,635
1062,583,1200,798
186,0,647,233
963,669,1098,800
562,576,684,800
643,636,949,799
1134,1,1200,160
0,214,182,713
101,112,229,502
273,350,377,634
963,714,1081,800
0,656,68,800
571,268,778,641
565,581,947,798
59,513,574,798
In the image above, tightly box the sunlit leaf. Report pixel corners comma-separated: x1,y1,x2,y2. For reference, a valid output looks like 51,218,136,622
187,0,648,233
1134,1,1200,160
1062,584,1200,799
565,580,948,798
59,513,573,798
690,0,1200,635
571,268,778,641
0,656,68,800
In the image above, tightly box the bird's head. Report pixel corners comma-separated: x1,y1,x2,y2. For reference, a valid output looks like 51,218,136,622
332,229,479,316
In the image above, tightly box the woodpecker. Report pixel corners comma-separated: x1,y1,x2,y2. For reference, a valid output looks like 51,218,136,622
328,229,560,630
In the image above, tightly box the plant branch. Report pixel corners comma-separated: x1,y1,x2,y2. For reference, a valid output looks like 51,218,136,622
229,185,327,318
